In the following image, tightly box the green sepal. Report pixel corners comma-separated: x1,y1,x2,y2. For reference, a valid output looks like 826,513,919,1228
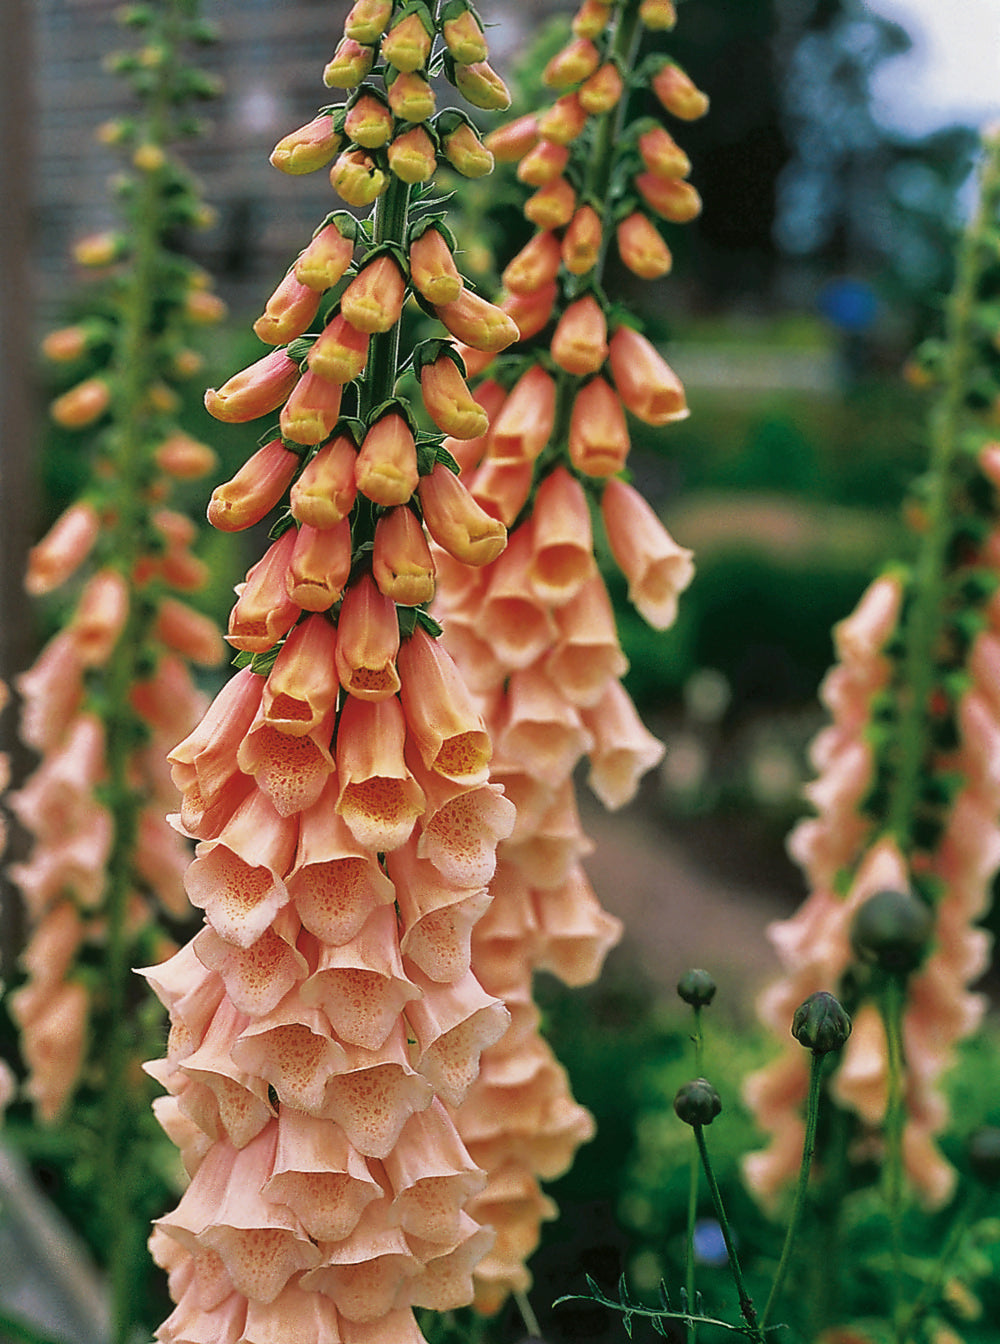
406,215,459,253
250,645,282,677
366,397,418,434
355,238,411,278
287,333,319,363
268,511,297,541
332,415,366,446
436,442,461,475
415,438,440,476
310,206,363,243
397,606,419,639
391,0,437,39
411,337,465,376
232,650,254,669
415,609,443,638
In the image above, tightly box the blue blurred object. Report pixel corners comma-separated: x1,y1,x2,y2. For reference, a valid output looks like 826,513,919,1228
693,1217,730,1266
817,277,879,333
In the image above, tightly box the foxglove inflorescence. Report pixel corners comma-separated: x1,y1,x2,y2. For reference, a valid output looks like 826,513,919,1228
428,0,703,1309
143,2,535,1339
7,2,224,1134
745,133,1000,1213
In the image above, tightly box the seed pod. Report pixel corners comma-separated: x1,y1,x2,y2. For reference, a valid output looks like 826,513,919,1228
850,888,934,974
677,969,716,1008
791,991,852,1055
673,1078,721,1127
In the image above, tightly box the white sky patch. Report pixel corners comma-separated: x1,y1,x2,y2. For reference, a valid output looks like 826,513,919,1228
865,0,1000,134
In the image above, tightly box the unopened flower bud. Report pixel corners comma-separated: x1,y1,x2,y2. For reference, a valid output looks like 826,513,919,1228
330,148,388,207
324,37,375,89
355,412,419,505
280,370,344,446
617,212,673,278
568,376,629,476
483,113,539,162
652,60,710,120
442,4,488,64
420,355,489,439
290,435,358,530
968,1127,1000,1186
418,462,507,565
791,991,852,1055
344,93,394,148
154,432,218,479
453,61,511,112
677,969,716,1008
73,231,123,267
503,230,562,295
294,221,356,292
850,888,934,974
525,176,577,230
388,125,438,183
543,37,600,89
387,70,436,122
373,506,437,605
640,0,677,27
638,124,691,178
409,227,463,305
26,501,101,596
517,139,570,188
270,113,343,174
41,325,91,362
442,121,494,177
578,62,624,114
562,205,602,275
573,0,612,39
51,377,112,429
184,289,228,324
208,439,300,532
381,11,432,73
674,1078,721,1127
501,282,559,342
308,314,370,384
551,295,609,376
636,173,702,223
537,93,588,145
340,253,407,334
253,271,322,345
133,142,166,172
344,0,393,44
204,349,299,423
434,290,519,353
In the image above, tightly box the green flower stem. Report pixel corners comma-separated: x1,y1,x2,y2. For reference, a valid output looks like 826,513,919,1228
360,175,412,420
887,131,1000,844
685,1005,705,1344
759,1051,824,1333
693,1125,762,1343
881,976,907,1343
581,0,643,288
98,9,179,1342
515,1288,542,1339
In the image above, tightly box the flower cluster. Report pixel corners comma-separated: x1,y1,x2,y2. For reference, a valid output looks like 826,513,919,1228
745,137,1000,1212
142,3,551,1339
426,0,703,1308
6,0,224,1128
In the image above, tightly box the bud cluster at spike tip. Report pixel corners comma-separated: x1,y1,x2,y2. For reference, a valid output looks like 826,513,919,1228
139,4,573,1341
744,144,1000,1212
7,1,227,1130
426,0,707,1311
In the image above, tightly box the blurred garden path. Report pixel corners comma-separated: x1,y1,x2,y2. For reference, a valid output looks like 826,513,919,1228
581,795,790,1005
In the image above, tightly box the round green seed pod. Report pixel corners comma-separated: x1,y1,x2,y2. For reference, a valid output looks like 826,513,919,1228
674,1077,722,1127
850,888,934,974
677,968,717,1009
791,991,852,1055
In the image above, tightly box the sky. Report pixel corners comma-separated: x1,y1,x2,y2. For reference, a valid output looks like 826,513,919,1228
865,0,1000,135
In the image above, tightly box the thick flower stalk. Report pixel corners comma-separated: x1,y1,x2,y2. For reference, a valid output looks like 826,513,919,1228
745,133,1000,1224
4,4,225,1339
144,4,533,1340
428,0,700,1310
